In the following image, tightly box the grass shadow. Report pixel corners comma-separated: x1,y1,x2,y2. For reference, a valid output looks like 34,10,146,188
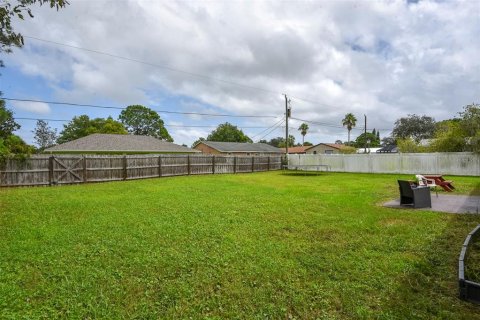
280,170,332,177
469,182,480,197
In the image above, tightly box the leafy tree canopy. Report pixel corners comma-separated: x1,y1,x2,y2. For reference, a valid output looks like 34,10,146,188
206,122,252,143
354,132,380,148
459,103,480,138
32,119,57,150
191,137,205,148
57,115,127,144
1,0,68,56
263,136,295,148
397,137,428,153
0,99,20,139
119,105,172,141
0,134,34,163
392,114,436,143
429,120,467,152
381,136,396,147
430,104,480,153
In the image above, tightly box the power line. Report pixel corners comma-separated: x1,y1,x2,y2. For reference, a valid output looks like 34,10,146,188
250,118,285,139
3,97,277,118
257,120,285,141
24,36,281,96
290,116,393,132
22,36,370,111
14,117,274,129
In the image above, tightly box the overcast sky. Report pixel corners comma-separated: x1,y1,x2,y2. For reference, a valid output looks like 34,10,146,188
2,0,479,147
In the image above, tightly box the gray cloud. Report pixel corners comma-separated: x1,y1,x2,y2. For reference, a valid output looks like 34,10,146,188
3,0,479,145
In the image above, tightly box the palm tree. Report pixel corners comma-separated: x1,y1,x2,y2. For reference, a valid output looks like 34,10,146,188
298,123,309,145
342,113,357,144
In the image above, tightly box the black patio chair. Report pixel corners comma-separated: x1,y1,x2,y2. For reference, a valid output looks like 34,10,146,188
398,180,432,208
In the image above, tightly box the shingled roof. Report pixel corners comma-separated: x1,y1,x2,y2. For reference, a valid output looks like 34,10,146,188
197,141,283,153
44,134,200,153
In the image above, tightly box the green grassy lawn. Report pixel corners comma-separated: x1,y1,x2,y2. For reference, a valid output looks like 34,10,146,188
1,171,480,319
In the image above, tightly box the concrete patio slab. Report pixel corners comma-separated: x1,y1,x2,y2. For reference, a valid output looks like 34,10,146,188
384,194,480,214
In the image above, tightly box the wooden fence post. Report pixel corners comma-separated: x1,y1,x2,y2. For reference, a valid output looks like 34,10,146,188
251,156,255,172
83,156,87,183
233,156,237,174
158,156,162,177
48,156,54,185
123,156,128,180
187,155,191,175
212,156,216,174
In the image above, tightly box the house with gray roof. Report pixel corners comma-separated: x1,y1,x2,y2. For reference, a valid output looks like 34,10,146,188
193,141,282,156
44,134,200,154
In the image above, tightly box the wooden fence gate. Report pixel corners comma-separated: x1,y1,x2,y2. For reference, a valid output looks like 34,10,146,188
49,156,85,185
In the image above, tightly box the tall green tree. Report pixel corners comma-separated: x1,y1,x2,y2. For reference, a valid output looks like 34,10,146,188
298,123,309,146
191,137,205,148
57,115,127,144
342,113,357,143
0,99,34,160
354,132,380,148
396,138,427,153
32,119,57,150
392,114,436,143
206,122,252,143
0,134,34,162
429,120,466,152
429,104,480,153
0,99,20,139
263,136,294,148
1,1,68,57
459,103,480,139
381,136,396,146
119,105,172,141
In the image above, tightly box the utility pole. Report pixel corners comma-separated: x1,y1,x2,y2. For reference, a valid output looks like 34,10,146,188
284,94,290,154
364,114,367,154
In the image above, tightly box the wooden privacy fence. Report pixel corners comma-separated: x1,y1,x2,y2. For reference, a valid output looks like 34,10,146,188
0,155,282,187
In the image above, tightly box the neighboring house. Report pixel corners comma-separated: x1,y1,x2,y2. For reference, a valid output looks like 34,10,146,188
284,146,310,154
193,141,283,156
44,134,200,154
305,143,346,154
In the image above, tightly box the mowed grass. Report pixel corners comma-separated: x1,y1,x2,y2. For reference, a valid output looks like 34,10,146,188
1,171,480,319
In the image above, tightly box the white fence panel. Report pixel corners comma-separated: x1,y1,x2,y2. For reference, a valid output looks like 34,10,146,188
288,153,480,176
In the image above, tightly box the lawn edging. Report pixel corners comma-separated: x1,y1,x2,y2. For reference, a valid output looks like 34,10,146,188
459,224,480,304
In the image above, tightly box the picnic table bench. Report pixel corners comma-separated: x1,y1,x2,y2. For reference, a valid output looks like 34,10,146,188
422,174,455,192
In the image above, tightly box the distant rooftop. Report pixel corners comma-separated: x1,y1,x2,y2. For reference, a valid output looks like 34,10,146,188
197,141,283,153
306,143,346,150
284,146,310,154
44,134,200,153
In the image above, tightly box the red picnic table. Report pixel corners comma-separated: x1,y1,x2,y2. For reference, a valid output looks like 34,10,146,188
423,175,455,192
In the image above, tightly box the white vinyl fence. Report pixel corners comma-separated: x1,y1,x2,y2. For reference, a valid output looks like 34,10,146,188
288,153,480,176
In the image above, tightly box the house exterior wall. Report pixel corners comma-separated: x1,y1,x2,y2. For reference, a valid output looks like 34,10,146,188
194,143,223,154
306,144,341,154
